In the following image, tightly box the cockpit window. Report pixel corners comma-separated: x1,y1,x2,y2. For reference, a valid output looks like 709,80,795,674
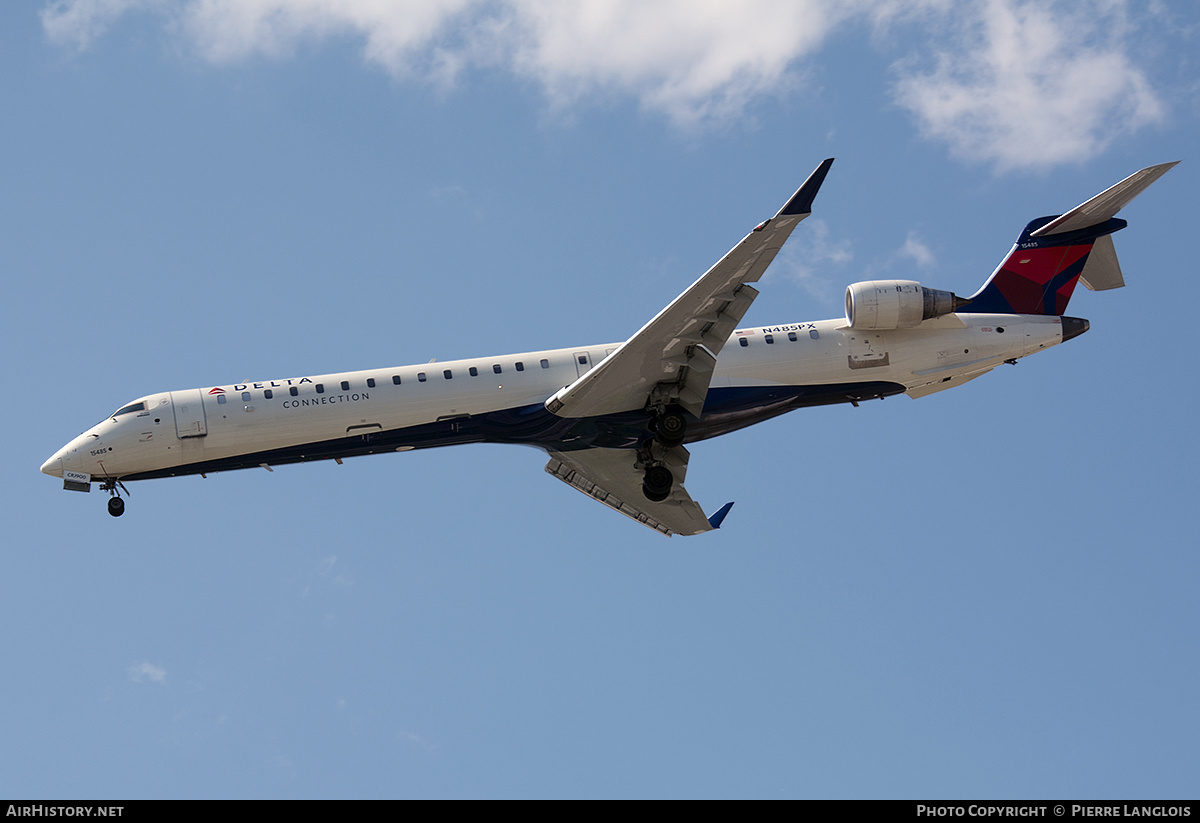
113,402,146,417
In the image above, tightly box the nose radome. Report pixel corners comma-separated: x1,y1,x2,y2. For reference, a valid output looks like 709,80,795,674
41,452,63,477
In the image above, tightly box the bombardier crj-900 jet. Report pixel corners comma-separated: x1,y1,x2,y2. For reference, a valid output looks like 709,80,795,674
42,160,1176,535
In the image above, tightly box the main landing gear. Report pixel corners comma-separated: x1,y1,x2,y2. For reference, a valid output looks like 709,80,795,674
639,404,689,502
656,409,687,447
642,464,673,502
101,478,128,518
649,404,688,448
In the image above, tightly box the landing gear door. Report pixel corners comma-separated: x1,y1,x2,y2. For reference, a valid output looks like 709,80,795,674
170,389,208,438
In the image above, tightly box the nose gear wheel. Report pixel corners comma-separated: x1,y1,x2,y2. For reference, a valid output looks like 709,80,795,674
100,477,129,518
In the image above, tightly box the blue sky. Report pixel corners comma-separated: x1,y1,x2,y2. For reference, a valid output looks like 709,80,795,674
4,0,1198,799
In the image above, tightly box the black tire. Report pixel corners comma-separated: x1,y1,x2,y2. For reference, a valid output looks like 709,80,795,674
642,483,669,502
642,464,673,500
656,408,687,446
107,497,125,518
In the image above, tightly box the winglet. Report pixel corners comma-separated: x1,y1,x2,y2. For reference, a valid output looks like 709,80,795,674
707,501,735,530
779,158,834,216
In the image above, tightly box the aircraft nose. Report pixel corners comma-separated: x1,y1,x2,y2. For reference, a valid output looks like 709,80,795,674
40,438,80,478
41,451,63,477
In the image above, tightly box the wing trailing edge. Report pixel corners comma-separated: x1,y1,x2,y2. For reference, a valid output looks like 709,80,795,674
544,448,716,537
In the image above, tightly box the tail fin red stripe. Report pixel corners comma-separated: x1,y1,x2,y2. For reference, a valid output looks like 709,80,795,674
988,242,1090,315
963,217,1116,315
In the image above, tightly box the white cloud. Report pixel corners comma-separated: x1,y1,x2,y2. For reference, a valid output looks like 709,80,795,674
183,0,479,71
891,0,1164,172
899,232,935,267
42,1,481,72
42,0,167,49
39,1,857,125
41,0,1167,165
129,661,167,685
314,553,352,588
503,1,853,124
771,218,852,305
399,729,435,751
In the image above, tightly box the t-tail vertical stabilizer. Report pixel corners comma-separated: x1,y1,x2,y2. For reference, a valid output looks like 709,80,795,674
962,162,1178,316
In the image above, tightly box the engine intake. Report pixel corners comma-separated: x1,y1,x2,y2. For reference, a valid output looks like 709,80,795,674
845,280,966,330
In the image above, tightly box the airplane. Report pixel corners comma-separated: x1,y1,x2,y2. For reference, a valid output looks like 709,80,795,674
41,159,1176,536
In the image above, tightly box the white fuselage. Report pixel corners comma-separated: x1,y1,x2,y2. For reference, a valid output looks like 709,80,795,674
41,312,1064,487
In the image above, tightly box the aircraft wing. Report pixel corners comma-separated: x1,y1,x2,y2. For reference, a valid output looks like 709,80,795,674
544,447,732,537
545,158,834,420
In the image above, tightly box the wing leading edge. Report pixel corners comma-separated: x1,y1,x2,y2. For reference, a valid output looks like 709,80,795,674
544,158,834,420
542,161,835,535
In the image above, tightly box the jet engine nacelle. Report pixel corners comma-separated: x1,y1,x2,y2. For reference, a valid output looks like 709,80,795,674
844,280,964,330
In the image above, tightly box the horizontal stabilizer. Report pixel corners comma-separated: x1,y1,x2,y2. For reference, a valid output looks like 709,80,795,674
1031,161,1178,237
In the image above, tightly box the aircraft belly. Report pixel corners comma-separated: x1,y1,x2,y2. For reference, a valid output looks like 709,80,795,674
688,382,906,441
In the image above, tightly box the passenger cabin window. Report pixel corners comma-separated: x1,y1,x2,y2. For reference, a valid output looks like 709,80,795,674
264,389,273,399
290,387,298,396
788,332,798,342
341,381,350,391
392,375,402,385
217,395,227,405
765,334,774,344
418,372,427,382
241,391,251,401
739,338,749,347
367,378,376,388
316,384,325,394
493,364,502,374
810,329,820,340
443,370,452,380
540,359,549,369
515,362,524,372
469,367,478,377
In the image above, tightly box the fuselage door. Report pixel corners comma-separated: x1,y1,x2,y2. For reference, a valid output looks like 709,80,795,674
170,389,208,438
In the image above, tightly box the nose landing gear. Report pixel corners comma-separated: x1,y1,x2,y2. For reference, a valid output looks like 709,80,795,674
100,477,129,518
